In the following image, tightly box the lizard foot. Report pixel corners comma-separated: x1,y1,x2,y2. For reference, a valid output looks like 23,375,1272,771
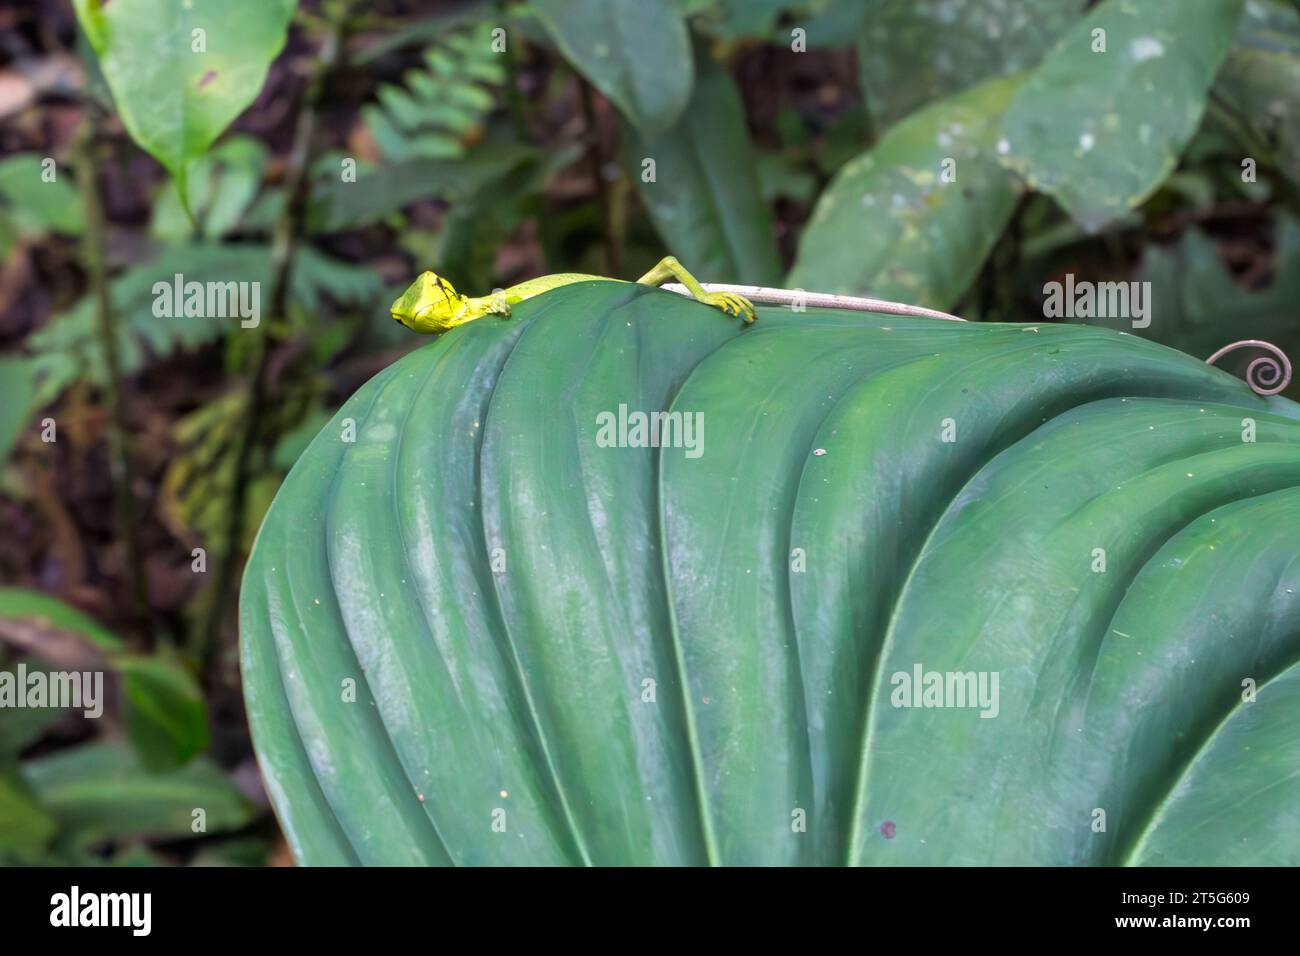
701,291,756,324
489,289,512,318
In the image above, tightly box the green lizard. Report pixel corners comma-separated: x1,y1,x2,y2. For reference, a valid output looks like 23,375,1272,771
390,255,756,333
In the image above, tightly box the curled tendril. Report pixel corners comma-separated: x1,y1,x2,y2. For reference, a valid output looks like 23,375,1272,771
1205,339,1293,396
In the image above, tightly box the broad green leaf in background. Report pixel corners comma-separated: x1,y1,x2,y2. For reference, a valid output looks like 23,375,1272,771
0,588,122,650
802,0,871,46
755,152,819,206
858,0,1087,130
118,655,210,772
683,0,869,43
0,773,58,860
0,154,85,254
190,835,272,867
999,0,1246,232
624,59,782,285
788,74,1024,308
0,590,119,761
0,589,209,770
0,358,36,465
689,0,791,38
532,0,694,134
22,743,253,846
71,0,297,202
422,143,582,293
151,136,269,242
0,660,67,761
1213,0,1300,190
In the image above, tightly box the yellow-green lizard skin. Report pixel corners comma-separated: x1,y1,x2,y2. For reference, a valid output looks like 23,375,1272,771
390,255,756,333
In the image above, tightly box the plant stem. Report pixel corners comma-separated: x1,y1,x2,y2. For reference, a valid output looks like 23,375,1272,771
196,22,348,668
72,108,148,644
578,77,621,276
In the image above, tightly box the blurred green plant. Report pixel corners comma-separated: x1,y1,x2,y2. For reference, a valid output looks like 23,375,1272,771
790,73,1025,306
0,590,248,865
623,57,782,285
0,589,207,770
71,0,297,211
998,0,1245,232
11,743,254,864
0,154,84,258
365,21,507,161
531,0,694,134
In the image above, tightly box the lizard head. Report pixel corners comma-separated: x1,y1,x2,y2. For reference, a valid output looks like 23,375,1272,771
390,271,467,333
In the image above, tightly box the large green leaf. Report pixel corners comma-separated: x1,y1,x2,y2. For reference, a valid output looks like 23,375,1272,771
531,0,693,134
72,0,296,199
623,59,782,285
857,0,1086,129
788,74,1023,308
844,403,1300,865
241,282,1300,865
999,0,1246,231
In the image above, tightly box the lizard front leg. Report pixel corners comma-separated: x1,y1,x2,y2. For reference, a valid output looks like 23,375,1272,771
454,291,511,323
635,256,756,324
487,288,512,318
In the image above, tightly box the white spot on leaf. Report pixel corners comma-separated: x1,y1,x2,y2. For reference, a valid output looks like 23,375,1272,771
1130,37,1165,61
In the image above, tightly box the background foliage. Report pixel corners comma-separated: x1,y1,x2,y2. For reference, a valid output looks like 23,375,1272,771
0,0,1297,865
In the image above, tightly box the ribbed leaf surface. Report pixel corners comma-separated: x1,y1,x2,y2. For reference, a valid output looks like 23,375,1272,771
241,282,1300,865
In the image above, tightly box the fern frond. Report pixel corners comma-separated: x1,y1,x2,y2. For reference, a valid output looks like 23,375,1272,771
364,22,507,163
